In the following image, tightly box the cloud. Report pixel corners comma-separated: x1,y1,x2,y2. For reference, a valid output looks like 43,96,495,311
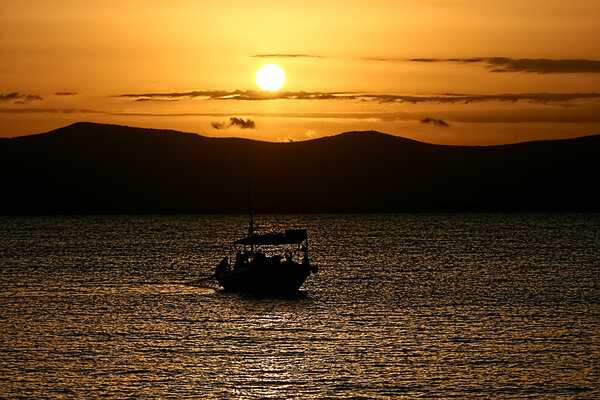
228,90,348,101
116,90,230,101
212,117,256,130
116,90,349,101
134,97,181,102
361,92,600,104
54,92,78,96
251,54,324,59
116,90,600,105
0,92,43,103
211,121,227,130
5,106,597,124
408,58,484,63
230,117,255,129
485,58,600,74
407,57,600,74
249,54,600,74
420,117,449,127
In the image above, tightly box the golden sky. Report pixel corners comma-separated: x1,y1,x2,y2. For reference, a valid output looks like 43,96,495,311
1,0,599,144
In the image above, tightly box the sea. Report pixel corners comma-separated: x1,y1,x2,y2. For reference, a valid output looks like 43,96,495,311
0,214,598,399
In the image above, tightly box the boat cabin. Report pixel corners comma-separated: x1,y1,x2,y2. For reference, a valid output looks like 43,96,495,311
229,229,309,270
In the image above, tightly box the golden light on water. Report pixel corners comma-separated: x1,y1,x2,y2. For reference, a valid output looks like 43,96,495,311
256,64,286,91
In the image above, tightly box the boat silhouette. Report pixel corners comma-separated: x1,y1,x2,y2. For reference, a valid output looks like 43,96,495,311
214,212,317,294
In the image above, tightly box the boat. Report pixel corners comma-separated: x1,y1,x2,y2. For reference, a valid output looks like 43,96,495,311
214,214,318,294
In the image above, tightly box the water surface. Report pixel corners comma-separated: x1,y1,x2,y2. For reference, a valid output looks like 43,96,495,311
1,214,599,398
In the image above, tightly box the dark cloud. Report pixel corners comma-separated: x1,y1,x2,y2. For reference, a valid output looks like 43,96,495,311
212,117,256,130
116,90,230,101
445,58,485,63
420,117,449,127
485,58,600,74
228,90,349,101
230,117,255,129
0,92,43,102
249,54,600,73
407,57,600,74
211,121,227,130
133,98,181,102
251,54,324,58
54,92,78,96
408,58,484,63
369,92,600,104
116,90,600,105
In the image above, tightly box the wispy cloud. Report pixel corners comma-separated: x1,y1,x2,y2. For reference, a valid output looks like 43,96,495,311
407,57,600,74
54,92,78,96
116,90,229,100
116,90,600,104
486,58,600,74
212,117,256,130
407,58,483,63
420,117,449,127
116,90,349,101
376,92,600,104
250,54,600,74
0,92,43,103
5,106,597,125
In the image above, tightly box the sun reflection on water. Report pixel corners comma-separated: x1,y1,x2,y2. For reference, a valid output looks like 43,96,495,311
0,214,598,398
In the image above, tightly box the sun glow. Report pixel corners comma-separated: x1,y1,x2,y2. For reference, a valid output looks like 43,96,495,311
256,64,286,91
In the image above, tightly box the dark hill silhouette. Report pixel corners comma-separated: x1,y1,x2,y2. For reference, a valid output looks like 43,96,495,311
1,122,598,214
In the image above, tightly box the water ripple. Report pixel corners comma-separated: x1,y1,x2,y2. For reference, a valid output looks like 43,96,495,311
1,214,599,399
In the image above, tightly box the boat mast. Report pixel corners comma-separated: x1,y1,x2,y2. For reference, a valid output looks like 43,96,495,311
248,182,254,254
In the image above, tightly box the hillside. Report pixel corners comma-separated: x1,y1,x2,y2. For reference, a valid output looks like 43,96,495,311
1,122,598,213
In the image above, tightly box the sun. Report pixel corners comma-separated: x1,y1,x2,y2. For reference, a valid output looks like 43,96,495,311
256,64,285,91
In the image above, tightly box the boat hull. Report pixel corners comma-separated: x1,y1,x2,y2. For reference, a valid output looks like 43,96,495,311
216,260,311,294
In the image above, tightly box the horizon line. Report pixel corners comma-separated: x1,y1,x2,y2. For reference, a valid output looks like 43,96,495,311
5,121,599,148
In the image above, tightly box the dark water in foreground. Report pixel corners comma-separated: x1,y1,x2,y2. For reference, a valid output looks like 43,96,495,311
0,214,599,399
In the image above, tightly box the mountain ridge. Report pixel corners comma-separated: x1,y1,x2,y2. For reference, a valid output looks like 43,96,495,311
8,121,598,148
1,122,598,214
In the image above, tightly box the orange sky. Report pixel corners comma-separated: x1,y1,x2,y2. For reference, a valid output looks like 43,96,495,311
1,0,599,144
